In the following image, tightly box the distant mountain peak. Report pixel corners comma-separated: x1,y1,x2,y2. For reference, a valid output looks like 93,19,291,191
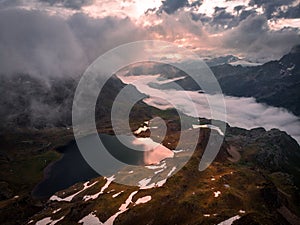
280,44,300,66
204,55,240,67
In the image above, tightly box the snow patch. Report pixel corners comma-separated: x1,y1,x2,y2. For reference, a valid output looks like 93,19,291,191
173,149,185,153
138,166,177,190
135,195,152,205
217,215,241,225
214,191,221,198
167,166,177,177
192,124,224,136
52,208,61,214
154,168,165,174
154,166,177,188
156,179,167,187
36,216,64,225
134,126,149,134
83,176,115,201
104,191,138,225
50,181,98,202
112,191,124,198
79,212,102,225
145,162,166,170
138,178,156,189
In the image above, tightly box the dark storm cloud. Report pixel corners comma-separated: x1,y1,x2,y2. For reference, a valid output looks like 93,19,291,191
214,7,227,12
158,0,203,15
216,12,234,20
212,8,234,26
0,0,21,9
145,7,158,15
239,9,257,21
189,3,258,30
191,0,298,30
0,8,147,78
0,9,86,78
191,12,210,23
192,6,256,29
0,9,84,129
233,5,244,13
222,15,300,60
280,3,300,18
38,0,93,9
0,8,147,129
160,0,189,14
189,0,202,8
249,0,296,19
68,13,147,62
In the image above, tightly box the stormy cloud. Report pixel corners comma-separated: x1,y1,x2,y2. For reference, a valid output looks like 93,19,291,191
0,9,86,78
0,8,147,129
38,0,93,9
68,13,147,63
160,0,189,14
249,0,298,19
0,0,299,130
0,8,147,78
222,15,300,60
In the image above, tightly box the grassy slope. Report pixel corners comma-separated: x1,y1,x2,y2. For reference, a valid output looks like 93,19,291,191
1,104,300,224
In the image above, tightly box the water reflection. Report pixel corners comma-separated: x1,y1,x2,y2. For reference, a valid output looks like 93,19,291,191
32,133,173,198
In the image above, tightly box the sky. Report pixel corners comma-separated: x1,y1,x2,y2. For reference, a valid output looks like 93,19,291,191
0,0,299,77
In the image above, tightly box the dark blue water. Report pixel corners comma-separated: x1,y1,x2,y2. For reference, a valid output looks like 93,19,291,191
32,134,144,198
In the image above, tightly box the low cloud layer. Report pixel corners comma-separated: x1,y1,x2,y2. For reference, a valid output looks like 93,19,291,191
0,1,298,129
117,73,300,144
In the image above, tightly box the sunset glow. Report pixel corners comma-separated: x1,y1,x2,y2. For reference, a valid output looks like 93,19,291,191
134,0,162,17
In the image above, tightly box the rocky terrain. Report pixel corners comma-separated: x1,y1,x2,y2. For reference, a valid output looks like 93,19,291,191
126,45,300,117
1,45,299,131
211,45,300,117
0,48,300,225
1,111,300,224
